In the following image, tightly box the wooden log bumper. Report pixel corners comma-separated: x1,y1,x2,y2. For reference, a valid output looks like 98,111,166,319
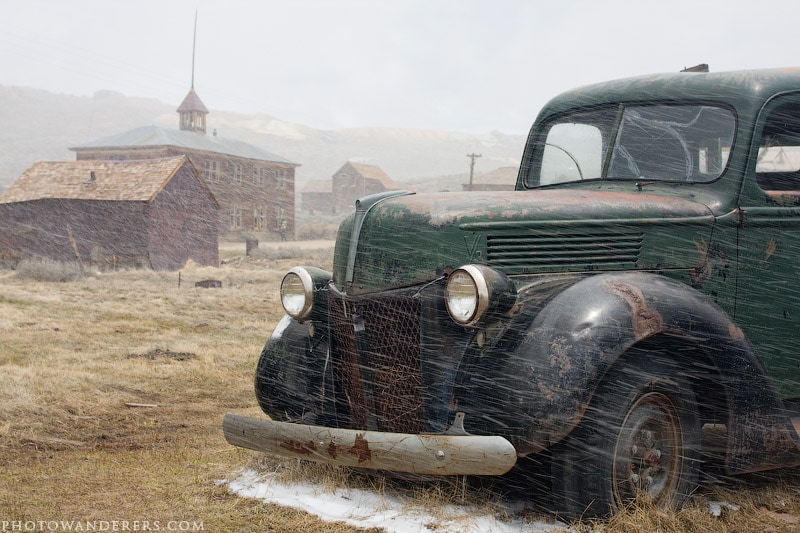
222,413,518,476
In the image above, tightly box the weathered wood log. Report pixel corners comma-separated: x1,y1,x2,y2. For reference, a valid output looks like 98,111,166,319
222,413,517,476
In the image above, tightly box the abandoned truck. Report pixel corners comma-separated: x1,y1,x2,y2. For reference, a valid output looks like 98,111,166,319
224,67,800,517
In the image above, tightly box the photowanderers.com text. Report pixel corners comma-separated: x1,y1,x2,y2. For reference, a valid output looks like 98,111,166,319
1,521,204,532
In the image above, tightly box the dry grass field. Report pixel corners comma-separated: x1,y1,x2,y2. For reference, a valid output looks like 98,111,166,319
1,242,798,532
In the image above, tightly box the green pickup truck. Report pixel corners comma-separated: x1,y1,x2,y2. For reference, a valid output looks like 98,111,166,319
224,67,800,518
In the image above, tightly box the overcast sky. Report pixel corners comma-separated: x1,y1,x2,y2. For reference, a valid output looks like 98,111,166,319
1,0,798,134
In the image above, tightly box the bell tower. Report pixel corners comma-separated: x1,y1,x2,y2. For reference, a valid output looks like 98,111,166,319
178,88,208,134
177,11,208,134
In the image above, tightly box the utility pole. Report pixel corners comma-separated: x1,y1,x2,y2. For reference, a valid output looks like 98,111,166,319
466,153,482,189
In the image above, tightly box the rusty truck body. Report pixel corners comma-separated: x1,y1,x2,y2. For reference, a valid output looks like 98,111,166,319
224,68,800,517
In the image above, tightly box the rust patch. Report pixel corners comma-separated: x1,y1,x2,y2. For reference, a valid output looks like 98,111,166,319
349,433,372,463
765,237,777,263
280,439,318,456
690,237,711,287
605,279,663,340
392,189,712,228
548,338,572,379
728,323,745,340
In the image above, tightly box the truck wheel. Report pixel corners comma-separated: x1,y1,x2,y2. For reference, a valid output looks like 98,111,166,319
551,356,701,518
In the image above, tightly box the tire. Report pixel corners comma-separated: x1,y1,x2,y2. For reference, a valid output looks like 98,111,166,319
551,355,701,519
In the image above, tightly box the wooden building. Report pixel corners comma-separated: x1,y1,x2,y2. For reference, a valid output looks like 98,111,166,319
0,157,218,270
70,89,298,238
332,162,400,214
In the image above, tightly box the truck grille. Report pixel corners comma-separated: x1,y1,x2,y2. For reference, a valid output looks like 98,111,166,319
487,231,643,271
328,291,424,434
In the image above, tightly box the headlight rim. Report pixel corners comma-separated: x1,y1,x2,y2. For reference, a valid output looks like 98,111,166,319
280,266,315,321
445,264,491,326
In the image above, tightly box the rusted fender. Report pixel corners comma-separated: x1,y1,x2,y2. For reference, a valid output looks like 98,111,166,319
457,271,800,474
222,413,517,476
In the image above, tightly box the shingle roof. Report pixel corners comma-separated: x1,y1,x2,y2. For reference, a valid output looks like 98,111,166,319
346,162,399,189
177,88,209,113
70,125,295,164
0,156,207,204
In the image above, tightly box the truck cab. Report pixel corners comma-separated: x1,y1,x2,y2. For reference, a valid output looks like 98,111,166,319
224,68,800,518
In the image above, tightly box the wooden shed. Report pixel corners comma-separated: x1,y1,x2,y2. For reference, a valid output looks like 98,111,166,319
0,156,219,270
332,162,400,214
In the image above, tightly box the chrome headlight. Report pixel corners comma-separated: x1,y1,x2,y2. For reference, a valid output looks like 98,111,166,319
445,265,516,327
280,266,331,322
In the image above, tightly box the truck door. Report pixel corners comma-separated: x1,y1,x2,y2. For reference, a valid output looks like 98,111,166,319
737,95,800,399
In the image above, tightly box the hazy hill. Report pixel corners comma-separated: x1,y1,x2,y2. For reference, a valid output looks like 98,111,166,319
0,85,526,192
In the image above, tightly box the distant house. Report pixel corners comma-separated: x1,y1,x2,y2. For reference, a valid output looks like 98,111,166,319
70,88,298,238
0,156,218,270
462,166,518,191
301,179,333,214
332,162,400,214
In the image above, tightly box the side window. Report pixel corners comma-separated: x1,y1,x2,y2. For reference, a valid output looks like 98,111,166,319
756,103,800,196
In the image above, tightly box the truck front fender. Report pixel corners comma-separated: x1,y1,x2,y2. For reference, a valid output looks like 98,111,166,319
255,315,329,423
457,271,800,473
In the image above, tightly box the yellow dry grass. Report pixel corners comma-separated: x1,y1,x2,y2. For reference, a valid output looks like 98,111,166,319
0,244,798,532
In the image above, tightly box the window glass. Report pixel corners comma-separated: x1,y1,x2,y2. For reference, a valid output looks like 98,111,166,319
756,103,800,191
540,123,604,184
528,104,735,186
528,107,617,187
609,105,733,183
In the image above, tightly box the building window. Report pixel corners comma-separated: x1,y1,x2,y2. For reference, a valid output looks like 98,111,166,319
230,204,242,229
275,168,285,189
230,163,243,184
254,167,267,186
253,205,266,229
205,160,218,182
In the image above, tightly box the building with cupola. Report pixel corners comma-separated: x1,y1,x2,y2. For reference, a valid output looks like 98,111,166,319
71,87,298,239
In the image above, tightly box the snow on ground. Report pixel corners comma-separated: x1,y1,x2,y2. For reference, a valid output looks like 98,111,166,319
226,468,574,533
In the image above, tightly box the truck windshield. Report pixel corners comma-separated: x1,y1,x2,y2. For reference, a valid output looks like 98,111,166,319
527,104,735,187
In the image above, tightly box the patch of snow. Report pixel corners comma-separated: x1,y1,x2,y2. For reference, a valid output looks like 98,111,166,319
707,500,740,517
226,469,573,533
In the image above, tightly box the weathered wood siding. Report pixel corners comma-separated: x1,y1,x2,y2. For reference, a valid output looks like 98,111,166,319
0,164,218,270
0,198,150,268
147,164,218,270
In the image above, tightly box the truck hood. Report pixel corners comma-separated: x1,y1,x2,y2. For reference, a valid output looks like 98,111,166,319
333,189,716,295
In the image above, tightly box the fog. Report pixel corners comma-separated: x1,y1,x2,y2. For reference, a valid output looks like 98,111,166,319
2,0,799,133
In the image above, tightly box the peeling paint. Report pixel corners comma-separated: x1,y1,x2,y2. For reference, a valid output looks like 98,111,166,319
385,189,714,229
765,237,777,263
604,279,663,339
728,323,745,340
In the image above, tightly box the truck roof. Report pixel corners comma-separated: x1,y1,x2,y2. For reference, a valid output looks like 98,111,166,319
535,67,800,124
